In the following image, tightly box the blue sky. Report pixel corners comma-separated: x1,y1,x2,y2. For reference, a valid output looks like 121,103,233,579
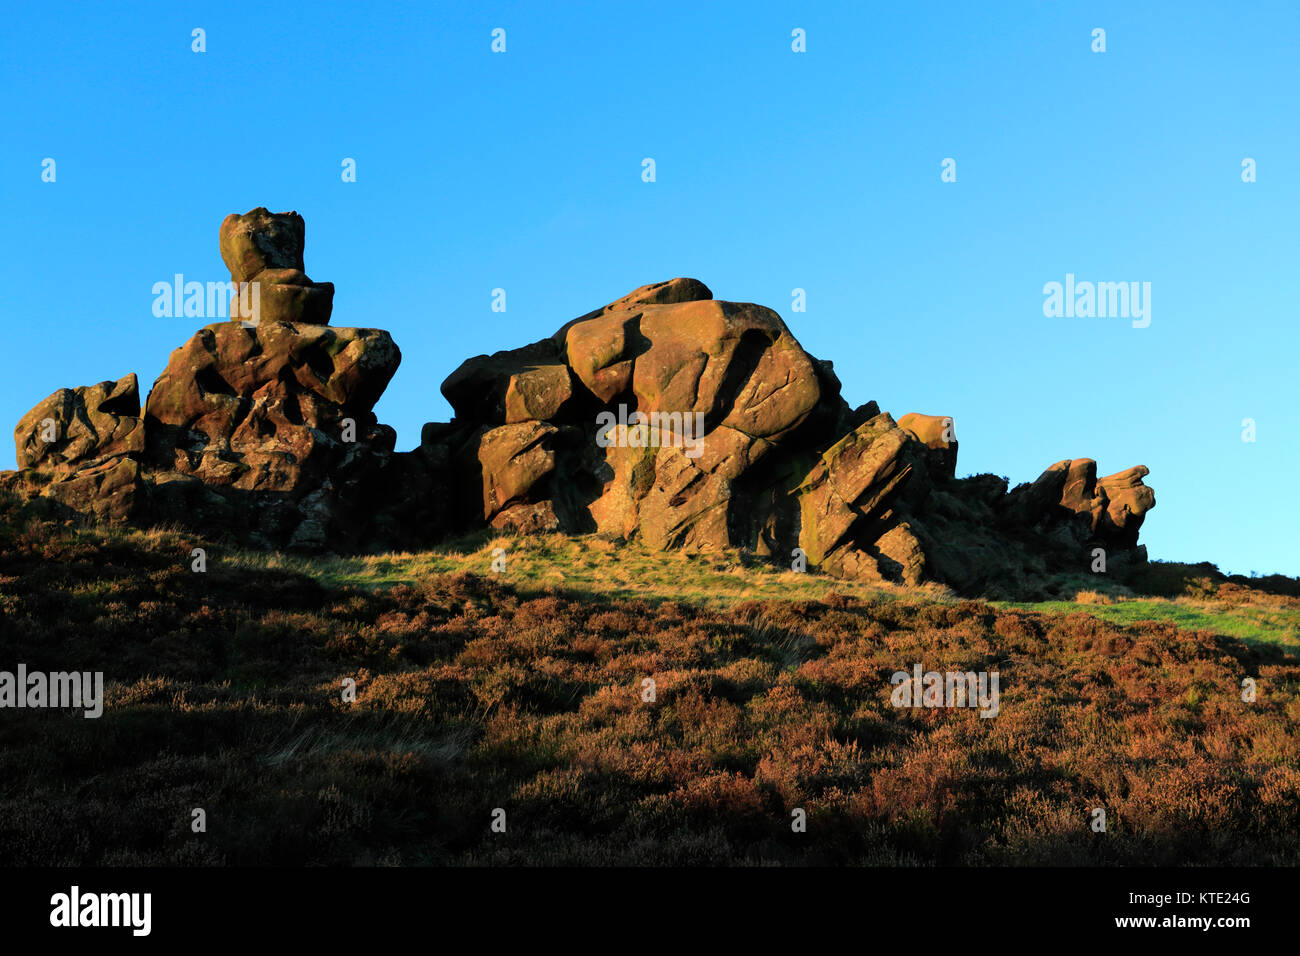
3,1,1297,575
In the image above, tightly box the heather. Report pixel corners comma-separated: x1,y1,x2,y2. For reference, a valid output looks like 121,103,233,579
1,494,1297,865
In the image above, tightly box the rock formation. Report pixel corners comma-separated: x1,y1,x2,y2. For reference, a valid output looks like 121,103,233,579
0,209,1157,596
219,207,335,326
6,374,144,521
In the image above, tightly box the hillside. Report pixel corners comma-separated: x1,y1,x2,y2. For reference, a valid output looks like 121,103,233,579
2,493,1297,866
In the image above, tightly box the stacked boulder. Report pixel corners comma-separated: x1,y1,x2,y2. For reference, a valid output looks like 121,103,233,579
3,208,446,551
1,209,1156,595
219,207,335,326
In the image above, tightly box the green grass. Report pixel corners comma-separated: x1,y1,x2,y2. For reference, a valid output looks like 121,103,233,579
221,530,948,610
216,533,1300,657
60,518,1300,658
996,598,1300,653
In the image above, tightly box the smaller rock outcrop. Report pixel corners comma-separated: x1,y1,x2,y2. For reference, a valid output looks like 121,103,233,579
1004,458,1155,551
3,374,145,520
897,412,958,479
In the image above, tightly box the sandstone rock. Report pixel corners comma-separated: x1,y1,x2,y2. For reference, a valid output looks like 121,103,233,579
586,438,658,539
492,500,561,534
559,310,641,404
871,522,926,586
457,421,560,521
1004,458,1155,551
6,374,145,521
144,321,399,485
427,271,1160,593
553,297,825,466
1003,459,1072,529
638,447,733,552
220,208,334,325
897,412,958,478
139,319,402,546
15,374,143,470
819,545,888,583
559,277,713,330
0,208,1161,596
965,457,1159,592
794,414,920,566
1096,465,1156,548
442,340,576,425
0,456,142,522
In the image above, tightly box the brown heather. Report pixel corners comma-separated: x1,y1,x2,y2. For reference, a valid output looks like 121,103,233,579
0,493,1297,866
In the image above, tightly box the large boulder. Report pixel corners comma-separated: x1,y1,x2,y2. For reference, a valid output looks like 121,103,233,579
0,451,143,522
138,319,404,548
455,421,561,522
442,340,577,425
793,414,921,564
1003,458,1156,551
558,299,822,443
1096,465,1156,548
144,320,399,491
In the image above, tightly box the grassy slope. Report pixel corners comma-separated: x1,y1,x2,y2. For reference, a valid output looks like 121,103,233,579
999,598,1300,654
228,530,1300,654
226,531,943,608
2,497,1298,865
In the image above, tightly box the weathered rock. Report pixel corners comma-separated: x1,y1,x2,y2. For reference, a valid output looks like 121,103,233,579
15,374,143,470
144,320,399,493
638,448,733,552
897,412,958,478
559,299,822,444
1003,458,1156,553
793,414,920,566
492,500,561,534
0,209,1159,596
456,421,560,521
586,437,658,539
556,277,714,333
220,208,335,325
133,318,404,547
442,340,576,425
872,523,927,586
1096,465,1155,547
0,456,143,522
5,374,145,521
